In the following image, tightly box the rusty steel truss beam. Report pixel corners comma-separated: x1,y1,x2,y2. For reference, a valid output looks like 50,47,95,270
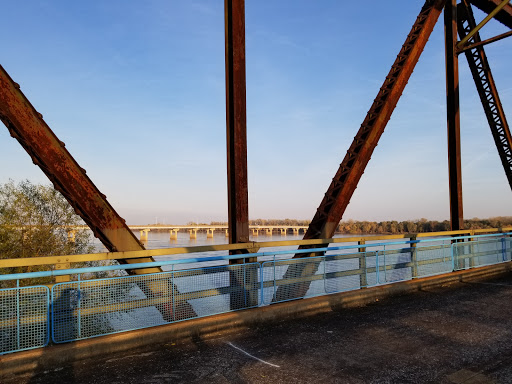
457,29,512,53
0,66,145,257
469,0,512,29
303,0,446,242
274,0,445,301
0,65,195,320
458,2,512,190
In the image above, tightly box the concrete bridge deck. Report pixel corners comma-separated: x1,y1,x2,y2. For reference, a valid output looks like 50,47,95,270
4,270,512,383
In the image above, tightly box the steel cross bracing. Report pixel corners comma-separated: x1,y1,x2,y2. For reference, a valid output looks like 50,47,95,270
457,2,512,189
469,0,512,28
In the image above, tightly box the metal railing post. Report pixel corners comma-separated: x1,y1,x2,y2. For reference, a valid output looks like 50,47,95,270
410,236,418,278
451,242,456,271
376,251,380,285
501,237,506,262
16,280,20,351
77,275,82,339
469,235,475,268
358,240,367,288
171,265,176,322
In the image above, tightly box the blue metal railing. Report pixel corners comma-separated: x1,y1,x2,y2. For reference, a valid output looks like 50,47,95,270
1,232,511,355
0,285,50,354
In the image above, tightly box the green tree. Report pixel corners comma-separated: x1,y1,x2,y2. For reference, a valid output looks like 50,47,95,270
0,180,94,287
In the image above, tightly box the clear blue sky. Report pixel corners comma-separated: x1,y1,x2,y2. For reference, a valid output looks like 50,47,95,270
0,1,511,224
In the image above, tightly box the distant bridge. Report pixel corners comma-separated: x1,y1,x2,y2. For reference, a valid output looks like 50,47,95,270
74,225,309,241
130,225,309,241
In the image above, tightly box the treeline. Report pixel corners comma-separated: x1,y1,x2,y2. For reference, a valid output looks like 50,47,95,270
206,217,512,234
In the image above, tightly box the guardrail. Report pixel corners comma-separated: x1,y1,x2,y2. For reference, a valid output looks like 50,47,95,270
2,227,510,276
1,231,511,355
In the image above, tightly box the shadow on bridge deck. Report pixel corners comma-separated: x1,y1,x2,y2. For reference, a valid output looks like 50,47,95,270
4,272,512,383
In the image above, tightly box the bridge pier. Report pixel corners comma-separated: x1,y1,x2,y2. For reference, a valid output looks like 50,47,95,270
225,229,229,238
207,228,215,239
139,229,150,242
252,229,259,237
169,229,178,241
280,228,287,236
293,228,299,235
189,229,198,240
266,228,272,236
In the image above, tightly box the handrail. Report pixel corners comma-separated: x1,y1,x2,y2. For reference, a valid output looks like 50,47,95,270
2,231,510,282
1,227,510,269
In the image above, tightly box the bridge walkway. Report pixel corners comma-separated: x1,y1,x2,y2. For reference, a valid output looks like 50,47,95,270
5,273,512,384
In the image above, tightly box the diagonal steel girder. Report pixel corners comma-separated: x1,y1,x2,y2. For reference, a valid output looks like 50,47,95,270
305,0,446,242
0,65,195,319
458,2,512,189
274,0,445,301
469,0,512,29
0,65,144,257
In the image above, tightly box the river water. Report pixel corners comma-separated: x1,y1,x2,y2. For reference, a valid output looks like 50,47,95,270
94,230,311,271
92,230,398,272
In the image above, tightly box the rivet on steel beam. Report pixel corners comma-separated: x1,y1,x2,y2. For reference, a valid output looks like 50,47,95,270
37,112,43,119
59,140,65,147
13,82,20,89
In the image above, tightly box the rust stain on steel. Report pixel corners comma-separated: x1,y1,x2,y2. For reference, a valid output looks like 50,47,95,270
0,65,160,273
469,0,512,29
445,0,464,231
304,0,446,243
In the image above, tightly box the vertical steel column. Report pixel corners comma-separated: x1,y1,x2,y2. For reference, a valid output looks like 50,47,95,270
225,0,250,249
445,0,464,231
225,0,256,309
